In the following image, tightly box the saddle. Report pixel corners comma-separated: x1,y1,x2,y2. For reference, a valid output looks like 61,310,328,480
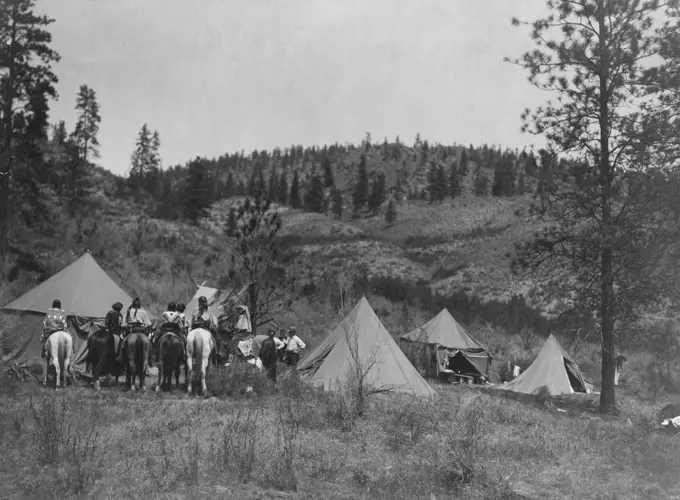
128,325,148,335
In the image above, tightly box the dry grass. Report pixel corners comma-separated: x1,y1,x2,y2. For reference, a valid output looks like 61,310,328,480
1,374,679,500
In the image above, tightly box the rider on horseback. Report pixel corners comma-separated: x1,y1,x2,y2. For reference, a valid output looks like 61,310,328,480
41,299,67,359
176,303,189,340
191,296,218,354
105,302,124,336
153,302,185,360
116,297,152,364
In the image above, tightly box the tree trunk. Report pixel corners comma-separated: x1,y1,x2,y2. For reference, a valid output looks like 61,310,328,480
598,1,616,414
0,13,17,258
249,281,258,336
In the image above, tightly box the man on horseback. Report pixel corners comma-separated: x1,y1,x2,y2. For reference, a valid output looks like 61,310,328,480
153,302,185,360
105,302,124,337
191,296,218,364
116,297,152,364
176,303,189,340
41,299,68,359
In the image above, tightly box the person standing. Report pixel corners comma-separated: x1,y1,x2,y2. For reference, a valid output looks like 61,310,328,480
285,326,306,368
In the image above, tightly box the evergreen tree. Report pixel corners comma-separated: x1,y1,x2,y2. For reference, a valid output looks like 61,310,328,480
289,171,302,209
331,188,343,220
322,156,335,188
268,166,279,202
385,197,397,226
71,84,101,163
129,123,154,189
51,121,67,145
368,172,386,213
0,0,60,256
304,169,325,213
224,171,235,198
226,207,237,237
473,165,488,196
459,148,469,177
352,153,369,215
278,171,288,205
183,157,212,224
517,170,526,195
449,162,461,198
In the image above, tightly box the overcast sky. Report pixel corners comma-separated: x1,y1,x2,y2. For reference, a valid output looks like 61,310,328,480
37,0,550,175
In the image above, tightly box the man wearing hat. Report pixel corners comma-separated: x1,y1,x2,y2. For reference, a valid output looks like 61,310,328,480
285,326,306,368
105,302,124,338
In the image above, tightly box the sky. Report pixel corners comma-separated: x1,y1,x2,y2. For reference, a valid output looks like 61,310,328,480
37,0,550,175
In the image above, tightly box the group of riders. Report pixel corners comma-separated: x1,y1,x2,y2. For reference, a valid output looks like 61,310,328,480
40,295,307,378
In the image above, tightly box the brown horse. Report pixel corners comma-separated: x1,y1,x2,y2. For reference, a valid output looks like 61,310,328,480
85,328,124,390
155,332,185,393
123,331,151,391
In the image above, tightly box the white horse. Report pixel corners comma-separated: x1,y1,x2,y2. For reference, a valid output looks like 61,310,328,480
43,330,75,389
186,328,214,396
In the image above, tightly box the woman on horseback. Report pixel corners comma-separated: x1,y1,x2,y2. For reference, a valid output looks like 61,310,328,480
116,297,152,363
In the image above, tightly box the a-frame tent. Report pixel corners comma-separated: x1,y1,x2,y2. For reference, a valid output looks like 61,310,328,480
502,334,590,396
297,297,435,397
0,253,132,368
399,308,492,380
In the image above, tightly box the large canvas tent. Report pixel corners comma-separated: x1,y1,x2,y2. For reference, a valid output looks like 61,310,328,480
297,297,435,397
399,308,492,380
502,334,590,396
0,253,132,368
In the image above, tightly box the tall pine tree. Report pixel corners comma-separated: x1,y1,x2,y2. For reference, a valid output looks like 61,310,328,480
352,153,369,215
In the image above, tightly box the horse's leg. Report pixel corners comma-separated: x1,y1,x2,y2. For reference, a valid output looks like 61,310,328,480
186,354,194,395
42,355,48,387
64,348,73,387
174,360,181,391
201,353,209,396
155,351,163,393
54,356,61,389
94,356,106,391
128,353,136,391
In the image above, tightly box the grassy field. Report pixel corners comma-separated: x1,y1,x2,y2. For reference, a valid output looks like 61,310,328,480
1,364,679,500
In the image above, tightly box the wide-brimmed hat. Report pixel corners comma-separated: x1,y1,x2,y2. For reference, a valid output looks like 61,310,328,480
287,326,296,333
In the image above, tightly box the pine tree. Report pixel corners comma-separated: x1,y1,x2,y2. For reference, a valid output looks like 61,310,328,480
268,166,279,202
278,171,288,205
331,188,343,220
129,124,154,189
183,157,212,224
322,156,335,188
71,84,101,163
368,172,386,213
449,162,461,198
304,169,325,213
459,149,469,177
225,172,235,198
289,171,302,209
51,121,67,145
473,165,488,196
516,170,526,195
352,153,369,215
226,207,237,237
385,197,397,226
0,0,60,256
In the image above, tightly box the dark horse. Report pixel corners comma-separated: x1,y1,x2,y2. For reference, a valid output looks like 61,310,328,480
85,328,124,390
123,331,151,391
155,332,186,392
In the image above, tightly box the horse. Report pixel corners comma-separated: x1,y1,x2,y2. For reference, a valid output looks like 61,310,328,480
186,328,214,396
85,328,124,390
43,330,75,389
155,332,185,393
123,331,151,391
258,336,278,382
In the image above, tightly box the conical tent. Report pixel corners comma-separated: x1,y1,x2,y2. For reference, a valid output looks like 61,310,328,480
502,334,589,396
399,308,492,379
0,253,132,368
298,297,435,397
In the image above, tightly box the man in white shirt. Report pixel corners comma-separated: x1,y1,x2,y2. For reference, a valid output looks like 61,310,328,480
285,326,306,368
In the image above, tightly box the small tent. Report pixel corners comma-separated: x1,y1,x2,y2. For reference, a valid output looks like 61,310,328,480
502,334,590,396
0,253,132,368
297,297,435,397
399,308,492,381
